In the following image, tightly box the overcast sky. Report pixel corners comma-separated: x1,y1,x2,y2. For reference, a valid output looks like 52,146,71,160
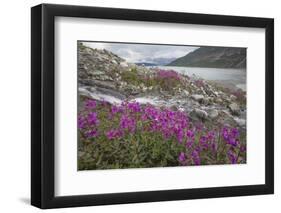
82,42,199,63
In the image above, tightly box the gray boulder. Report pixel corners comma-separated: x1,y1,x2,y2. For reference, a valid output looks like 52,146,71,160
81,79,116,90
209,109,219,119
189,109,208,121
228,103,240,116
234,117,246,127
191,94,204,102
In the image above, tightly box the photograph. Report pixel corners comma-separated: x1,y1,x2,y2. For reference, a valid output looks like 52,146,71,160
30,3,274,209
77,41,247,170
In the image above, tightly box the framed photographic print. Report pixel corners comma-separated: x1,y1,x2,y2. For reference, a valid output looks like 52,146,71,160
31,3,274,209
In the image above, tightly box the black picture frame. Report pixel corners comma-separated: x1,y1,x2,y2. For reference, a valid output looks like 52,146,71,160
31,3,274,209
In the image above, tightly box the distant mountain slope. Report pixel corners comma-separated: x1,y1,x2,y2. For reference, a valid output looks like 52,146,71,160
168,47,246,68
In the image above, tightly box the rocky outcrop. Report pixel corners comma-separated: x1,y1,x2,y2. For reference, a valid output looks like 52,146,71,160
78,43,158,97
228,103,240,116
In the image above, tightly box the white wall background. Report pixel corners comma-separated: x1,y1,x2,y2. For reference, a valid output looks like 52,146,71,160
0,0,279,212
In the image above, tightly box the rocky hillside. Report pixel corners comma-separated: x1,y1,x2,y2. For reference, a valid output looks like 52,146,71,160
78,43,156,96
168,47,246,68
78,43,246,130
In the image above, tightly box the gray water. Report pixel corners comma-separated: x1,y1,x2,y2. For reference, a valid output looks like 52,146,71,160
156,66,246,91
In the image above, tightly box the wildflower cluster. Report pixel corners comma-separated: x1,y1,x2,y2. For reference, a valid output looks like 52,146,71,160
154,69,183,90
78,98,246,170
156,69,181,80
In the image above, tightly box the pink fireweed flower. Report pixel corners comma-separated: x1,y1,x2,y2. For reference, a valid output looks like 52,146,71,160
222,126,240,147
160,126,173,139
195,145,202,152
78,115,86,129
140,113,148,121
192,149,201,165
106,129,122,140
156,69,181,80
119,114,136,132
87,112,99,126
178,152,186,164
199,135,208,149
227,149,238,164
111,105,119,115
179,118,189,129
222,126,229,140
175,128,184,144
144,105,159,120
231,128,239,138
85,129,98,138
127,102,141,113
185,139,194,149
166,110,176,118
85,99,97,109
228,138,238,147
186,129,195,138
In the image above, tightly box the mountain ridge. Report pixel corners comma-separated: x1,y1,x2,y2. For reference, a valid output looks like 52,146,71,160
168,47,246,69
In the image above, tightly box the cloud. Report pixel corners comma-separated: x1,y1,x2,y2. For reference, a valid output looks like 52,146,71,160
83,41,199,63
